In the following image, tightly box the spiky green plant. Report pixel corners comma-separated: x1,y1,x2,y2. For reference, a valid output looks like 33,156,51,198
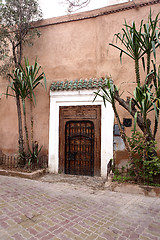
95,10,160,173
7,58,46,158
19,58,46,146
109,10,160,85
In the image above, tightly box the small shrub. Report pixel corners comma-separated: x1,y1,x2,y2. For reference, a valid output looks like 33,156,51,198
113,175,132,183
127,131,160,183
27,141,43,169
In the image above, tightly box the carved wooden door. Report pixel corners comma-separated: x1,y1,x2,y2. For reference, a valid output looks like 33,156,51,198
65,121,94,176
59,105,101,176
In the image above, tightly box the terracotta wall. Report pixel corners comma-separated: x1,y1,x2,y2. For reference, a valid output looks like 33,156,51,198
0,0,160,160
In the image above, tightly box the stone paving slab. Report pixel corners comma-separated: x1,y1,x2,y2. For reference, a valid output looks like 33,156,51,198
0,175,160,240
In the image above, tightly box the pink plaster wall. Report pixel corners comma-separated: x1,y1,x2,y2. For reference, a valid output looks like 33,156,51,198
0,0,160,156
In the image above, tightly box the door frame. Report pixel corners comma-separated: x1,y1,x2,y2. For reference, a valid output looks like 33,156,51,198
59,106,101,176
49,89,114,177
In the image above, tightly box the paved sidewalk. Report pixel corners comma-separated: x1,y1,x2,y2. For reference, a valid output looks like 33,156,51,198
0,175,160,240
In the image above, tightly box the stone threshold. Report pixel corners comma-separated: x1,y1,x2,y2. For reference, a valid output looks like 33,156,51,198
0,168,46,179
105,182,160,197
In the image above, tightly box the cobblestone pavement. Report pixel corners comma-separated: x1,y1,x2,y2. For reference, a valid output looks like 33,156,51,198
0,174,160,240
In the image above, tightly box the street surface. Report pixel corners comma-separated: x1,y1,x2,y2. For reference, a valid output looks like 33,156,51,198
0,174,160,240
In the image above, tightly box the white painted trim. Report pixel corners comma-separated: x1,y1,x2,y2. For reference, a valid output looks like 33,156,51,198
49,89,114,177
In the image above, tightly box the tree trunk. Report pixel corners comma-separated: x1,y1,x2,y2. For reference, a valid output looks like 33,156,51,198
30,99,34,146
15,92,24,164
23,100,30,152
12,42,18,67
135,58,140,86
114,91,145,132
147,52,150,75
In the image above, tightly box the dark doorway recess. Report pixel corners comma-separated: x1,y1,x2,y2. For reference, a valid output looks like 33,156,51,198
65,121,94,176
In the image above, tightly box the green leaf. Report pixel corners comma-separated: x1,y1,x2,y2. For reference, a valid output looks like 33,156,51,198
153,102,158,121
142,57,145,72
120,50,123,64
109,43,134,59
22,99,26,115
134,112,137,133
129,98,132,112
151,41,156,60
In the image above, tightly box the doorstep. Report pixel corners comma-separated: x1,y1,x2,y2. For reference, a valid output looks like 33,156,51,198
105,182,160,197
0,168,46,179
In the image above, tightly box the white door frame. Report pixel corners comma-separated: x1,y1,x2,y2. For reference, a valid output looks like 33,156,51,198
49,89,114,177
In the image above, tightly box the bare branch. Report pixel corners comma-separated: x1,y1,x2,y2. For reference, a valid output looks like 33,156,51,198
62,0,91,13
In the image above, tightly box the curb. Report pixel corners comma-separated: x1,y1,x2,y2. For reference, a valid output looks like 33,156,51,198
105,182,160,197
0,168,46,179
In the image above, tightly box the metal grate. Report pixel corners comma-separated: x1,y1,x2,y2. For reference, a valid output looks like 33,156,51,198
0,155,48,169
65,121,94,176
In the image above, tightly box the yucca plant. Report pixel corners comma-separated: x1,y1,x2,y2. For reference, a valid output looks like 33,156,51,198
95,11,160,179
109,10,160,85
134,10,160,74
151,63,160,139
108,10,160,140
109,20,143,85
129,62,160,140
6,69,24,159
19,58,46,146
7,58,46,165
7,67,30,153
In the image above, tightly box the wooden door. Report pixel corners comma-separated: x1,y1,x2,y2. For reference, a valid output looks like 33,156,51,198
65,121,94,176
59,105,101,176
